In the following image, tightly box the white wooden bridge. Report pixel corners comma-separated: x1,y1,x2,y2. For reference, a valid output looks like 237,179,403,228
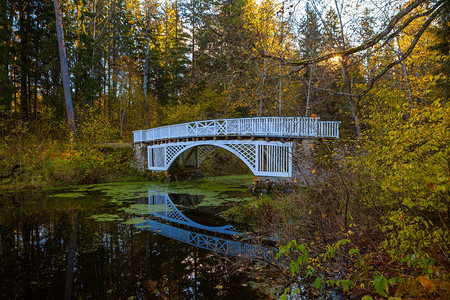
133,117,340,178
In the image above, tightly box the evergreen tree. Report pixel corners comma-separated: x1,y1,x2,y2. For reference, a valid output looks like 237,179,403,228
0,0,13,117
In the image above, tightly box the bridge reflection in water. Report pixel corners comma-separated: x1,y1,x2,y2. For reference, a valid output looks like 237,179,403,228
135,193,274,260
147,193,238,235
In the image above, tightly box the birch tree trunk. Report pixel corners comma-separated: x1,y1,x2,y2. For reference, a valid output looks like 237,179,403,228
334,0,361,140
53,0,77,141
305,65,314,117
143,1,151,98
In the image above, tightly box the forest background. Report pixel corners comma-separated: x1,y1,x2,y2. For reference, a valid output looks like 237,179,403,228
0,0,448,298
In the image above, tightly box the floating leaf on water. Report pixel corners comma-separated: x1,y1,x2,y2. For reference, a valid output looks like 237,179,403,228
136,224,151,229
122,217,146,225
120,204,173,215
89,214,122,222
50,192,85,198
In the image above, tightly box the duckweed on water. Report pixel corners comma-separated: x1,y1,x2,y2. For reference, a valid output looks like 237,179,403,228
122,217,146,225
88,214,122,222
120,204,173,215
50,192,86,198
68,175,253,207
72,182,153,201
135,224,151,229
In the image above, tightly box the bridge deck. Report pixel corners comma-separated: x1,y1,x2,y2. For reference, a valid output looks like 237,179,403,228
134,117,339,143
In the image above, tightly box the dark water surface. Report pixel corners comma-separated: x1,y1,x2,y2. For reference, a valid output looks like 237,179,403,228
0,176,266,299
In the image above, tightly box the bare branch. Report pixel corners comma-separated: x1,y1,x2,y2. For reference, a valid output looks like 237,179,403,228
259,0,434,67
358,6,442,98
313,87,355,98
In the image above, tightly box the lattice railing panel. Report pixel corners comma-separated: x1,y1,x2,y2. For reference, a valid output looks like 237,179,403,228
217,121,226,134
227,144,256,168
166,145,189,165
134,117,340,143
188,123,196,135
197,121,215,135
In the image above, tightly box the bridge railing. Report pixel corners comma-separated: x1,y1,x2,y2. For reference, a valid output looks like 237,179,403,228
137,219,274,260
134,117,340,143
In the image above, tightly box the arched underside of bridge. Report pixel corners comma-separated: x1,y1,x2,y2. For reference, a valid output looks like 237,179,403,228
148,193,238,235
168,144,251,174
147,140,293,177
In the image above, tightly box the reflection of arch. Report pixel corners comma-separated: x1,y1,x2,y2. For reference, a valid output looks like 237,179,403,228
148,140,292,177
136,218,274,260
148,193,238,235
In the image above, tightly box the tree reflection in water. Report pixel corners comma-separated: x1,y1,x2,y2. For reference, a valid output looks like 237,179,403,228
0,189,262,299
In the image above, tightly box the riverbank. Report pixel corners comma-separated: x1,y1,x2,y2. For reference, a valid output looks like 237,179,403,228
0,135,146,191
0,125,249,192
224,140,449,299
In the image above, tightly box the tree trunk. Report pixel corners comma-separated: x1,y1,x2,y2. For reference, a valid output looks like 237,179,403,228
335,0,361,140
258,59,267,116
340,58,361,139
278,65,282,116
64,217,78,300
395,37,413,110
143,2,151,126
54,0,77,141
19,4,29,120
144,1,151,98
305,65,314,116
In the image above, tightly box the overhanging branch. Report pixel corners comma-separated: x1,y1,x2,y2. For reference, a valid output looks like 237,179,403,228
259,0,437,68
358,6,442,98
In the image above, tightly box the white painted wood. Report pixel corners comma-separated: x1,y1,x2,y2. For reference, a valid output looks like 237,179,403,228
134,117,340,143
147,140,293,177
139,117,341,177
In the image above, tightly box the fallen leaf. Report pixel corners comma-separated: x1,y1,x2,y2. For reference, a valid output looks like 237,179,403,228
418,276,435,290
426,182,437,190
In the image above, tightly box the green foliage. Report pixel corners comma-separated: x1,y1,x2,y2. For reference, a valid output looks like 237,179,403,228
223,196,274,225
78,105,119,144
346,97,450,297
0,119,141,190
275,238,357,299
276,240,310,276
373,274,389,297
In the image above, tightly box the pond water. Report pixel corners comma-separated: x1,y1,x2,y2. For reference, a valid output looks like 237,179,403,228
0,175,270,299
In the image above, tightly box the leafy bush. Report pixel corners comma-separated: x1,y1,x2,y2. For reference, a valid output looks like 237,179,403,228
0,119,141,190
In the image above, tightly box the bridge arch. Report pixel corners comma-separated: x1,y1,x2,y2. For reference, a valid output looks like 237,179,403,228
148,140,293,177
135,117,340,178
167,142,255,174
